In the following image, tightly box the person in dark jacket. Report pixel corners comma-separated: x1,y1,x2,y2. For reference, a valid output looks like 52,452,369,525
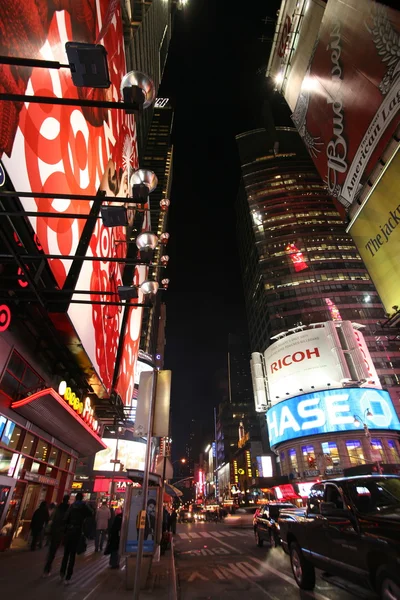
108,510,122,569
30,501,49,551
43,495,70,576
60,493,92,584
168,508,177,535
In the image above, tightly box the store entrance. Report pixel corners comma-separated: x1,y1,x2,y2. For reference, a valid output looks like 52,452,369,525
12,483,45,547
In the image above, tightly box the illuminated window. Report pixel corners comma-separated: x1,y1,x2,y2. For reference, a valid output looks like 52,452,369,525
289,449,299,475
285,243,308,272
370,439,385,462
388,440,400,462
321,441,340,467
346,440,365,466
302,445,316,469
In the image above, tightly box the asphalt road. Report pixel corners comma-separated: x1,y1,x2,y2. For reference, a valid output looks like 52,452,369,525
174,521,377,600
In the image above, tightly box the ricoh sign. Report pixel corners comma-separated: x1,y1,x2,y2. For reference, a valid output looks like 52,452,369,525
264,325,344,403
266,388,400,448
263,322,380,405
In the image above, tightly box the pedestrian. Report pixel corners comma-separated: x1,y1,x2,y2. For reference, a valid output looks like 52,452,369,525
168,508,177,535
107,509,122,569
60,492,92,585
43,495,70,576
44,502,57,547
162,506,169,533
95,500,111,552
30,501,49,551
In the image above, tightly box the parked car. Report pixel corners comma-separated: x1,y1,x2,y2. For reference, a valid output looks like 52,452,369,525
253,502,299,548
178,509,194,523
278,475,400,598
224,506,258,528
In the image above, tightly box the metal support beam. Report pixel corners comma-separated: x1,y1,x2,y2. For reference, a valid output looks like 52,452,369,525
0,253,152,265
0,92,140,111
0,189,146,204
0,55,69,70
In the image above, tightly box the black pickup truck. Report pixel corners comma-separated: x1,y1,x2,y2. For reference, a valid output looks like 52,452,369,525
278,475,400,599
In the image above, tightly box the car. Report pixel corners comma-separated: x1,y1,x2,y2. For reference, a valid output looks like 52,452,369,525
178,509,194,523
278,475,400,598
224,506,258,528
253,502,299,548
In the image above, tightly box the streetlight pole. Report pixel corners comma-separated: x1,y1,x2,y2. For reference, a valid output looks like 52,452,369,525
133,368,158,600
352,409,383,474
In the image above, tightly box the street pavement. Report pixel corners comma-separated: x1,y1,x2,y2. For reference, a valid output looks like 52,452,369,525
0,538,173,600
174,521,377,600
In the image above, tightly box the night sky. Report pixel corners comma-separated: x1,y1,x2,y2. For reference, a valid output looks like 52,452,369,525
159,0,280,459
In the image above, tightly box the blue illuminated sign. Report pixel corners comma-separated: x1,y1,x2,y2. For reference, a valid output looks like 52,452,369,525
266,388,400,448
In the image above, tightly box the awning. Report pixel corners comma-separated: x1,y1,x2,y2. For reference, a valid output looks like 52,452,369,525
11,388,107,457
165,483,183,498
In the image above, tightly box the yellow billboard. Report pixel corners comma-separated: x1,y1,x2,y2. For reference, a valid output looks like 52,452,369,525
348,149,400,314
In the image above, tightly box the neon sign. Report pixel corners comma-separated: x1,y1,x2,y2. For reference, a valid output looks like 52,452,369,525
266,388,400,448
58,381,99,433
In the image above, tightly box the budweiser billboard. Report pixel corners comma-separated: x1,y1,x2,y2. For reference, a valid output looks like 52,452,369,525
291,0,400,208
264,321,381,403
0,1,145,405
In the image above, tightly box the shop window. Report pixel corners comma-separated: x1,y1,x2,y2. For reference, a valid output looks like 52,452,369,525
59,452,71,471
1,421,23,451
346,440,365,466
0,416,6,438
48,447,60,466
388,440,400,462
321,441,340,467
370,439,385,462
289,449,299,476
21,432,36,457
302,445,316,470
0,351,45,401
0,448,14,475
30,462,42,474
35,440,49,462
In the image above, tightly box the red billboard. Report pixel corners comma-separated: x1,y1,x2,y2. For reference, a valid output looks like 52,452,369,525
291,0,400,208
0,1,145,405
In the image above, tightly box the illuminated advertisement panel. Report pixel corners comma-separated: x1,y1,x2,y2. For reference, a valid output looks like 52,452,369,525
93,438,146,472
291,0,400,208
0,2,144,404
264,324,346,402
266,388,400,448
348,149,400,314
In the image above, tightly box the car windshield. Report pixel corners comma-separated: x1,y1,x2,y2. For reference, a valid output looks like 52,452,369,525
347,478,400,514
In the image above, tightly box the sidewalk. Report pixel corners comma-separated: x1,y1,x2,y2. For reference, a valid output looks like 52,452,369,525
0,537,177,600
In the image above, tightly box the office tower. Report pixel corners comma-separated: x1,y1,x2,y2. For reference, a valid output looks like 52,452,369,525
235,125,400,400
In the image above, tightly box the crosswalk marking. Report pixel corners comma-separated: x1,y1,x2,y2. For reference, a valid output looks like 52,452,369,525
178,533,189,539
218,531,235,537
188,532,200,539
209,531,223,538
176,529,250,540
198,532,212,538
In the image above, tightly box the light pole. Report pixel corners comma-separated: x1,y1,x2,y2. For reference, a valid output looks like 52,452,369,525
352,409,383,474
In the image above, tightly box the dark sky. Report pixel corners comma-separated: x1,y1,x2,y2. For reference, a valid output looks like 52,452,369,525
160,0,280,458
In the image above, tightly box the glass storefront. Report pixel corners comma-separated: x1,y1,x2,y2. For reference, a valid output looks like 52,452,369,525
0,415,76,544
346,440,365,466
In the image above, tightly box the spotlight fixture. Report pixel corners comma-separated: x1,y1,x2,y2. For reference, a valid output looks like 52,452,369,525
120,71,155,113
130,169,158,201
160,232,170,244
141,280,159,295
160,199,170,211
160,255,169,265
101,206,127,227
135,232,158,251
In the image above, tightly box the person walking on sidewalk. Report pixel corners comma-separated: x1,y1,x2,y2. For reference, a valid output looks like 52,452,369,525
30,501,49,551
43,495,70,576
60,492,92,585
95,500,110,552
108,509,122,569
168,508,177,535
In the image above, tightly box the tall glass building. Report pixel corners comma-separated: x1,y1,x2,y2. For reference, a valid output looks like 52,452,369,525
235,126,400,405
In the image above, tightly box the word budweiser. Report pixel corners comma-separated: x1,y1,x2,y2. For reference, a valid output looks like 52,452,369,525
270,348,320,373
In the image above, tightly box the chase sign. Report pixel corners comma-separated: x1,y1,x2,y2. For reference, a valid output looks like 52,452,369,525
266,388,400,448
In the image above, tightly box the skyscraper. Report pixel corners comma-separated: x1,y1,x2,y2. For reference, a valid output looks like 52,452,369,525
235,125,400,400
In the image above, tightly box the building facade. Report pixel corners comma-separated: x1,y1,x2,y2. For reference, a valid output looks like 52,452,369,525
235,126,400,410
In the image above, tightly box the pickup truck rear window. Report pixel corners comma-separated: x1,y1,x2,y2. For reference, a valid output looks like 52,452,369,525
347,478,400,514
